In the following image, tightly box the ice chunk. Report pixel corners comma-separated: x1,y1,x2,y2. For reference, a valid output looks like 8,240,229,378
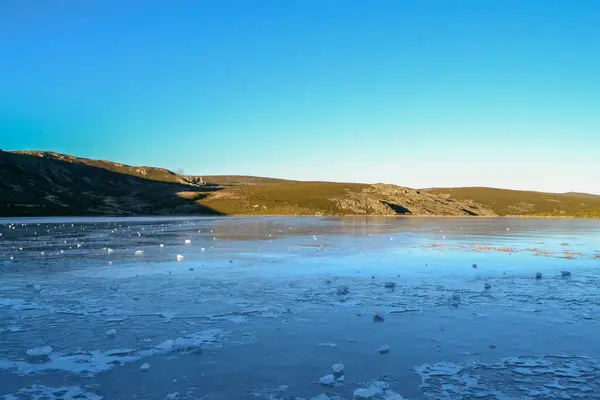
140,363,150,371
336,285,349,295
332,362,344,373
134,250,144,255
160,244,165,247
165,393,180,399
33,284,42,292
107,248,114,253
176,254,184,262
319,374,336,385
379,345,391,354
185,239,191,244
353,386,383,399
27,345,53,357
105,329,117,337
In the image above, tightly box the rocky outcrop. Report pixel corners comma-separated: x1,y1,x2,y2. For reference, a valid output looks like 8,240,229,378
330,184,495,216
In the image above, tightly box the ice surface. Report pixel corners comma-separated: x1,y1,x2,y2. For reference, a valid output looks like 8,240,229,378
2,217,600,400
3,385,103,400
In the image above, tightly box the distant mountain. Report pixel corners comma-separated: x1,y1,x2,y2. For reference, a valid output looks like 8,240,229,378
0,150,493,217
426,187,600,217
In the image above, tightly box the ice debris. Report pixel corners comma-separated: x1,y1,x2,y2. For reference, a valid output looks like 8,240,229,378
134,250,144,255
176,254,184,262
105,329,117,337
26,345,53,357
140,363,150,371
185,239,191,244
332,363,344,373
319,374,336,385
379,345,391,354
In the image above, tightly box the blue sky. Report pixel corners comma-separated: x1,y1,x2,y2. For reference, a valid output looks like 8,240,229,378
1,0,599,193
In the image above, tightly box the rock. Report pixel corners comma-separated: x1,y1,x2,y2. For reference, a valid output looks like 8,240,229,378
384,282,396,289
561,271,571,277
379,345,391,354
472,263,477,268
373,312,385,322
140,363,150,371
336,285,349,295
484,282,492,290
489,344,497,349
536,272,543,279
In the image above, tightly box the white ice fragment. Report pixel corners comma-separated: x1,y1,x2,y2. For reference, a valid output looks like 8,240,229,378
165,393,180,399
353,386,383,399
26,345,53,357
108,261,113,266
33,284,42,292
318,343,337,348
176,254,184,262
484,282,492,290
107,248,114,253
201,247,205,252
135,250,144,255
9,256,14,261
336,285,349,295
319,374,336,385
140,363,150,371
40,252,45,256
105,329,117,337
332,362,344,373
379,345,391,354
76,243,81,248
185,239,191,244
160,244,165,247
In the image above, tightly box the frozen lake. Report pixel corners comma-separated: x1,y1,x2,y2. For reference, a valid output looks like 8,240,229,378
1,217,600,399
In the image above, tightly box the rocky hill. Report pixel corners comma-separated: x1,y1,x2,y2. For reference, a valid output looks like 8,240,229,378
0,150,494,217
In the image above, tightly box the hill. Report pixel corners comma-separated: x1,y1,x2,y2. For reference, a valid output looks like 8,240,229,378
0,150,493,217
426,187,600,217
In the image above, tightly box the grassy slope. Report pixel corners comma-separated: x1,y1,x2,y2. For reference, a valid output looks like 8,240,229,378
201,181,366,215
426,187,600,216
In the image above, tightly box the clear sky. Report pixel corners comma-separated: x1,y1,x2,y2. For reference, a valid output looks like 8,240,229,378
1,0,599,193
